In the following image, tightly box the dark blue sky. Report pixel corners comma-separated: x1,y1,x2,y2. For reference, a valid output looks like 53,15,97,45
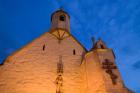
0,0,140,92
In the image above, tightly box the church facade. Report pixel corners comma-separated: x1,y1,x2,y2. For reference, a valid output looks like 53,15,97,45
0,9,133,93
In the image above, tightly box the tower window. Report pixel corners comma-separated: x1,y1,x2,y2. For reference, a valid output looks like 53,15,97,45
73,49,76,55
100,44,104,49
104,59,109,62
43,44,45,51
59,15,65,21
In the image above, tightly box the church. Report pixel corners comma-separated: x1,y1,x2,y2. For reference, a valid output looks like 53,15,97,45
0,9,133,93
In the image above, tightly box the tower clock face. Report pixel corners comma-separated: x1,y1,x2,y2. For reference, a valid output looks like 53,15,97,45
51,30,70,40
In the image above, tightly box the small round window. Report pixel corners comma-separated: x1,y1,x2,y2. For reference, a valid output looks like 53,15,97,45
59,15,65,21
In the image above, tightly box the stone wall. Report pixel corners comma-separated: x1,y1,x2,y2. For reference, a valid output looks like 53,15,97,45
0,32,86,93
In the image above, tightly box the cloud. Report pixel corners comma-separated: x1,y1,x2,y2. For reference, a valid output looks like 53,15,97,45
132,60,140,70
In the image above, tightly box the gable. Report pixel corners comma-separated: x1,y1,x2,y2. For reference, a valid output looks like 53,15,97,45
50,29,87,52
4,31,87,64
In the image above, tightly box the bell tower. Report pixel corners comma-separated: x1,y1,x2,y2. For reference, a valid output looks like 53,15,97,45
50,9,70,40
0,9,133,93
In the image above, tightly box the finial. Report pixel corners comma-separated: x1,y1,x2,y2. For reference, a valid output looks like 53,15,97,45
91,36,96,46
59,6,64,11
91,36,96,50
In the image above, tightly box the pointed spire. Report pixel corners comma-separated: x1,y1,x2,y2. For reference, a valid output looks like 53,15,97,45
93,38,108,50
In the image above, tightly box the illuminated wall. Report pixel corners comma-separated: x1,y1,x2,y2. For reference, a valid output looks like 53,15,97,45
0,9,133,93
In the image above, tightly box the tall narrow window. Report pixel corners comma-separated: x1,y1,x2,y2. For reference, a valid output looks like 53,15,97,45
59,15,65,21
73,49,76,55
43,44,45,51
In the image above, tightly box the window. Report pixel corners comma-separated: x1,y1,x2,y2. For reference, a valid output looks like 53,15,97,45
59,15,65,21
104,59,109,62
100,44,104,49
43,44,45,51
73,49,76,55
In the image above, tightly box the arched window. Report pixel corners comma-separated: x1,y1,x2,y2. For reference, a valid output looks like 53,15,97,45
59,15,65,21
73,49,76,55
100,44,105,49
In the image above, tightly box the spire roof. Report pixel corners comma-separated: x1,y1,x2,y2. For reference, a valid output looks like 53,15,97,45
51,9,70,21
92,38,108,50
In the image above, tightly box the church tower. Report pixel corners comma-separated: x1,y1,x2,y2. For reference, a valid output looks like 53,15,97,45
81,39,133,93
50,9,72,42
0,9,133,93
51,9,70,32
